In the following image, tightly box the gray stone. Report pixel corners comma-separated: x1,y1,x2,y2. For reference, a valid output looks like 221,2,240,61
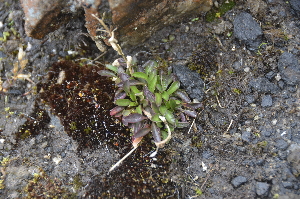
256,182,270,197
290,0,300,13
275,139,289,150
231,176,248,188
282,181,294,189
241,131,252,142
278,52,300,86
245,94,256,104
172,62,205,101
233,12,263,50
261,95,273,107
249,77,279,94
287,144,300,176
265,71,276,80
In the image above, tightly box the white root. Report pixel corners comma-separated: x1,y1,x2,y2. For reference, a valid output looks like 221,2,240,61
108,146,138,172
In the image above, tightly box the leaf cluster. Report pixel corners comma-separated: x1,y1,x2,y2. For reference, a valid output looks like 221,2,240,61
98,56,202,148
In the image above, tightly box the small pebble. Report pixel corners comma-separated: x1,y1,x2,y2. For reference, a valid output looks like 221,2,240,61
231,176,248,188
256,182,270,197
261,95,273,107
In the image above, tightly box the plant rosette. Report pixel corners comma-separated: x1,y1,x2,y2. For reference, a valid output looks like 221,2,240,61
98,56,202,151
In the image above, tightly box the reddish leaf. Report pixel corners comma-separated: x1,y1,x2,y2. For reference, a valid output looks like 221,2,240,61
123,113,147,124
134,127,151,138
110,106,125,116
151,123,161,142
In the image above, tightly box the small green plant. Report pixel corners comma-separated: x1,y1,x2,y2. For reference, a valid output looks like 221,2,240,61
93,14,202,171
195,188,203,196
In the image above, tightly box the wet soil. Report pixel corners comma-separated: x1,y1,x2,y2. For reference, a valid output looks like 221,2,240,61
0,0,300,198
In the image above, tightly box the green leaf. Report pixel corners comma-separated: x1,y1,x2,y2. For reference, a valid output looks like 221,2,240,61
122,109,131,116
166,99,177,111
130,86,140,94
142,99,149,107
123,80,130,94
166,81,180,95
148,69,157,83
177,122,190,128
148,75,157,93
151,103,160,114
135,105,142,114
144,60,158,75
97,70,116,77
129,101,138,107
151,114,162,122
132,72,148,80
162,91,169,101
129,91,137,101
115,99,131,106
160,74,173,91
159,106,168,115
155,92,162,106
105,64,118,73
156,84,163,92
165,110,176,125
161,130,168,140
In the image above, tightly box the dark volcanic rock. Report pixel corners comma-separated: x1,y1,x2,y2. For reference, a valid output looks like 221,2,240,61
233,12,263,50
249,77,279,94
241,131,252,142
256,182,270,197
290,0,300,14
278,52,300,86
231,176,248,188
261,95,273,107
287,144,300,176
275,139,289,151
172,62,205,101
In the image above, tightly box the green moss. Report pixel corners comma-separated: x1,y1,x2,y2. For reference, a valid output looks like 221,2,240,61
1,156,10,166
0,31,10,42
232,88,242,94
72,175,83,191
206,0,236,22
24,168,76,199
195,188,203,195
257,141,268,148
192,136,203,148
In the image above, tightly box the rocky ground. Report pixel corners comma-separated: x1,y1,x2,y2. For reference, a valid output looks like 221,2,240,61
0,0,300,198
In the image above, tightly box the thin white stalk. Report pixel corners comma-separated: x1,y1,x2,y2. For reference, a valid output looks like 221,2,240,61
109,146,138,172
154,116,172,149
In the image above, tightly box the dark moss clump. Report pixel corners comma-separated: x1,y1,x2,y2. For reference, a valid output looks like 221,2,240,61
187,44,218,78
16,104,50,140
85,142,176,198
39,60,129,150
24,168,76,199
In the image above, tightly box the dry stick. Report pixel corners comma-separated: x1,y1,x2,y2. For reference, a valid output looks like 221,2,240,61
225,119,234,133
187,110,203,134
91,14,127,61
216,95,225,108
109,146,138,172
